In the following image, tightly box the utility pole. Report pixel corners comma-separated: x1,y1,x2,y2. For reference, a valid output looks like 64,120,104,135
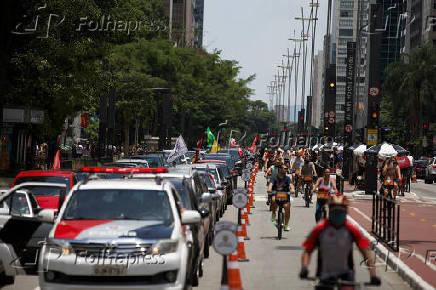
282,48,297,124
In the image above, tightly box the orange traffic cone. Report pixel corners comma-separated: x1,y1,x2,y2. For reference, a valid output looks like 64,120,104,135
412,169,417,183
236,228,249,262
228,252,243,289
242,207,250,225
241,217,249,240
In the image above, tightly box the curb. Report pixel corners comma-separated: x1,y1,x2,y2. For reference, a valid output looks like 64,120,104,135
347,215,435,290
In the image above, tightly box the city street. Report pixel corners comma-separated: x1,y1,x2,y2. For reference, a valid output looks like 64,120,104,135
3,175,411,290
198,176,409,290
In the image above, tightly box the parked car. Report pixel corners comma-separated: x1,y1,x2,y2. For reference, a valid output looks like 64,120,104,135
202,154,238,188
196,160,234,205
0,183,64,285
424,157,436,184
126,172,212,286
39,178,200,289
12,171,77,210
183,163,227,217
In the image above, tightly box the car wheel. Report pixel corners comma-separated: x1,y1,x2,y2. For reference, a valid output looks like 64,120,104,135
204,239,210,259
191,267,199,287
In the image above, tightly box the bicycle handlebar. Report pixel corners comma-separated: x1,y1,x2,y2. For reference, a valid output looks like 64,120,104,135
302,277,376,287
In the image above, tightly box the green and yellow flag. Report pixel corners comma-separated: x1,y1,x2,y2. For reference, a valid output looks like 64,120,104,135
211,139,219,153
206,127,215,148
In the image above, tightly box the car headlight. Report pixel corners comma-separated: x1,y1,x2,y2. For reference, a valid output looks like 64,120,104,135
152,240,178,255
47,239,74,256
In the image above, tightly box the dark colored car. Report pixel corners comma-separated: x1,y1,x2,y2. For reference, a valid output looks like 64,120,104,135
415,160,429,179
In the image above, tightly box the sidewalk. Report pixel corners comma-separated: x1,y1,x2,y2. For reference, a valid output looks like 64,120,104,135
344,182,436,289
198,176,408,290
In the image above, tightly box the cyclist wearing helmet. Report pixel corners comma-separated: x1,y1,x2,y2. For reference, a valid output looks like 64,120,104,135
301,154,317,203
267,163,295,231
312,169,338,222
300,194,381,287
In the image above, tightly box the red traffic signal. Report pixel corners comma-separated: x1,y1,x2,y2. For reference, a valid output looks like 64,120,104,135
423,124,428,129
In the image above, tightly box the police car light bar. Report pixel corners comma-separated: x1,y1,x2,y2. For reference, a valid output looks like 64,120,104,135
79,167,169,174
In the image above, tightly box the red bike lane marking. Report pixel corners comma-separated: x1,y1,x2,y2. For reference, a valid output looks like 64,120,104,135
348,199,436,287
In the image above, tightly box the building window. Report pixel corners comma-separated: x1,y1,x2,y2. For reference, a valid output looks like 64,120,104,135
339,19,354,27
340,1,354,9
340,10,353,18
339,29,353,37
338,38,353,46
338,47,347,55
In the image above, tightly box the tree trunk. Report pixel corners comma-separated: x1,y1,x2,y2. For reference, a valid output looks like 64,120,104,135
123,120,129,157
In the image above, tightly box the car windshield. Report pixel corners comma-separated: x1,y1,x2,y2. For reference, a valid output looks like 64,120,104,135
14,176,70,190
131,156,162,168
18,185,66,197
194,168,219,183
63,189,173,221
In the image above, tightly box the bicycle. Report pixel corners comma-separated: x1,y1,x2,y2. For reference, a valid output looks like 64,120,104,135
273,191,288,240
314,189,330,222
293,169,302,197
302,276,379,290
303,176,314,208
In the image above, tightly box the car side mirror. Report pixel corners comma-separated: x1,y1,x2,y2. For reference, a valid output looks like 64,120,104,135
200,192,212,203
208,188,216,194
37,209,55,223
182,210,201,225
198,208,210,218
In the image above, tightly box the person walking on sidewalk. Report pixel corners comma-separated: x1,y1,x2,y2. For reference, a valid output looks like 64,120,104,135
299,194,381,287
267,163,295,231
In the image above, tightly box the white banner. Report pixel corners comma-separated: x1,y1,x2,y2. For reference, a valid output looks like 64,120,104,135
167,135,188,163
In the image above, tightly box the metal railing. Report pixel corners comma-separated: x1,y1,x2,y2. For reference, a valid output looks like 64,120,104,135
371,191,400,252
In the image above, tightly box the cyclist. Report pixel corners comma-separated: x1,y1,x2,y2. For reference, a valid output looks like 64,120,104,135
300,194,381,288
312,169,339,223
267,163,295,231
381,156,401,198
301,154,317,203
265,159,281,205
264,149,275,174
291,151,305,191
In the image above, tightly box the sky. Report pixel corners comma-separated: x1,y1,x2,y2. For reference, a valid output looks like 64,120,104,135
203,0,328,109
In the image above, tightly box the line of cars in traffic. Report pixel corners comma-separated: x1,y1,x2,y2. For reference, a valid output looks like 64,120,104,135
0,149,244,289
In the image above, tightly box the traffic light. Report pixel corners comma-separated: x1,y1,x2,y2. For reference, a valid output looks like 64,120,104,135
423,121,429,135
368,103,379,128
298,109,305,134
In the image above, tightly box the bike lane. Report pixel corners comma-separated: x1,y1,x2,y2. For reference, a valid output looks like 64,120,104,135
345,183,436,289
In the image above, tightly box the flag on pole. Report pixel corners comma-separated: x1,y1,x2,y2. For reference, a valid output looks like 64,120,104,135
206,127,215,148
211,139,219,153
167,135,188,163
52,150,60,170
238,146,243,157
192,134,203,163
249,135,259,153
230,138,237,147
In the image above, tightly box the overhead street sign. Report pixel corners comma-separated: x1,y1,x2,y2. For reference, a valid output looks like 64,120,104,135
328,117,335,124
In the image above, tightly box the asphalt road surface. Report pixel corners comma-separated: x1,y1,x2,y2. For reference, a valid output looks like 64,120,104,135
411,180,436,201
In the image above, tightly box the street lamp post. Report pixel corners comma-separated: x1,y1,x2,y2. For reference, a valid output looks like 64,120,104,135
216,120,228,147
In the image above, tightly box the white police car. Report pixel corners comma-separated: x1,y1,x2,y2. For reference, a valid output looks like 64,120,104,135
38,168,200,290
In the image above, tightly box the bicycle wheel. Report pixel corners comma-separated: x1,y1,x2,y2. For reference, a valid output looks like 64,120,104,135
305,186,310,208
277,208,283,240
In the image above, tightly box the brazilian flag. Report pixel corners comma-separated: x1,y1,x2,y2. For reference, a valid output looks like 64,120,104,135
206,127,215,148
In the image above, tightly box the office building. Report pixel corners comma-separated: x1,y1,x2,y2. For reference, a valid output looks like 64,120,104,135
162,0,199,47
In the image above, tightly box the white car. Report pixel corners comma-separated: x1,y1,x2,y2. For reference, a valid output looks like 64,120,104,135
38,175,200,290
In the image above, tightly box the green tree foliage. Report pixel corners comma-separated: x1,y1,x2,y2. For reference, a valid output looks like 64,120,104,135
382,44,436,145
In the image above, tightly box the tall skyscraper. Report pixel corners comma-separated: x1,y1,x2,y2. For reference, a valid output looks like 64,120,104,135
333,0,368,123
162,0,202,48
404,0,436,56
